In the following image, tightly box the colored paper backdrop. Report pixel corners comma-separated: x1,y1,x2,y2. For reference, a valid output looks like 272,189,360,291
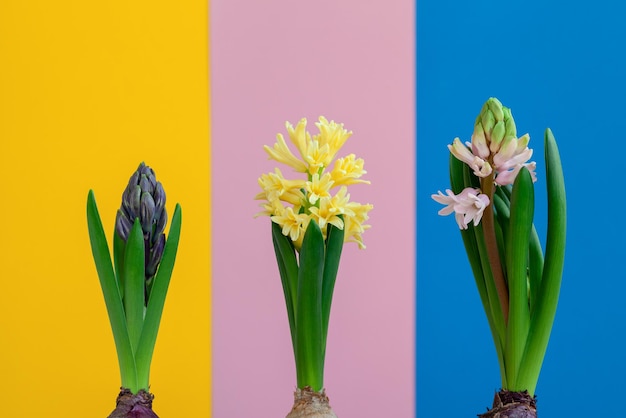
418,0,626,416
211,1,415,416
0,1,210,416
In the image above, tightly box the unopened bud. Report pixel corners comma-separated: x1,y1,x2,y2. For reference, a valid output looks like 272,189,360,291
480,110,496,142
153,183,166,224
115,210,132,241
117,162,168,284
503,107,517,141
487,97,504,121
473,98,518,154
146,234,165,278
140,192,156,234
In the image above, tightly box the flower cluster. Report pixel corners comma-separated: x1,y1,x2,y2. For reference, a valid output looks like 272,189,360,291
115,162,167,282
433,98,537,229
256,117,373,249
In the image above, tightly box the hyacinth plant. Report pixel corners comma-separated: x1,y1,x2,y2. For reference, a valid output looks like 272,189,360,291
256,117,373,418
87,162,182,418
432,98,566,417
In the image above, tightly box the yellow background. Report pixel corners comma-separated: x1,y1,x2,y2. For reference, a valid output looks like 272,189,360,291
0,1,210,415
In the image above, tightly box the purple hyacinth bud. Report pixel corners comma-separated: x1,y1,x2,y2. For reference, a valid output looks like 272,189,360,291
128,185,141,220
153,182,166,223
117,162,168,286
115,210,133,241
154,206,167,240
146,234,165,278
127,170,141,190
140,175,154,195
140,192,156,235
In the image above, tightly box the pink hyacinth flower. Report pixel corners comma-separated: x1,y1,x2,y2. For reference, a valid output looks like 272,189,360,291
448,138,493,178
431,188,490,230
492,134,537,185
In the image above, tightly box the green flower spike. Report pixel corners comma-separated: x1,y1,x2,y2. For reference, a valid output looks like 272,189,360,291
472,98,517,155
87,162,182,418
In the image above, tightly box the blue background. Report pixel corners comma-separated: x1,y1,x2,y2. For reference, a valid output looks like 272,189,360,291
417,1,626,416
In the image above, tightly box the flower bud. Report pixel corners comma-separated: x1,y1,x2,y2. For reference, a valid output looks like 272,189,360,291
490,120,506,150
487,97,504,121
503,107,517,141
471,124,490,159
117,162,168,282
115,209,132,241
146,233,165,278
155,209,167,242
125,185,141,220
140,176,155,195
153,182,166,224
472,98,518,156
140,192,156,234
480,109,496,142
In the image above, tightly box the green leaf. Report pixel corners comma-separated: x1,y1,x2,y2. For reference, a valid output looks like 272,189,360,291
450,155,507,386
272,222,299,354
500,184,513,201
86,190,137,392
135,203,182,391
451,156,491,322
295,220,325,391
321,217,345,361
113,231,126,301
450,156,487,306
498,186,544,324
517,128,566,394
528,225,544,313
505,167,534,389
124,219,146,354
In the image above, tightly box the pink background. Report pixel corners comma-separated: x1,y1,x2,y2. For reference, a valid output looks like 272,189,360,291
211,1,415,416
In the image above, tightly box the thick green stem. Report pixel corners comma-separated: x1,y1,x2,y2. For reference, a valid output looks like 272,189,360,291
480,175,509,324
473,223,507,368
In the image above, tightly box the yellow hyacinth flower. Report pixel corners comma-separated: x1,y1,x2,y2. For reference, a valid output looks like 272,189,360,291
255,196,286,218
329,154,370,186
305,173,334,204
286,118,311,162
271,206,310,242
256,168,305,205
256,117,373,250
308,198,345,231
264,133,309,173
343,202,374,249
303,138,333,176
315,116,352,163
